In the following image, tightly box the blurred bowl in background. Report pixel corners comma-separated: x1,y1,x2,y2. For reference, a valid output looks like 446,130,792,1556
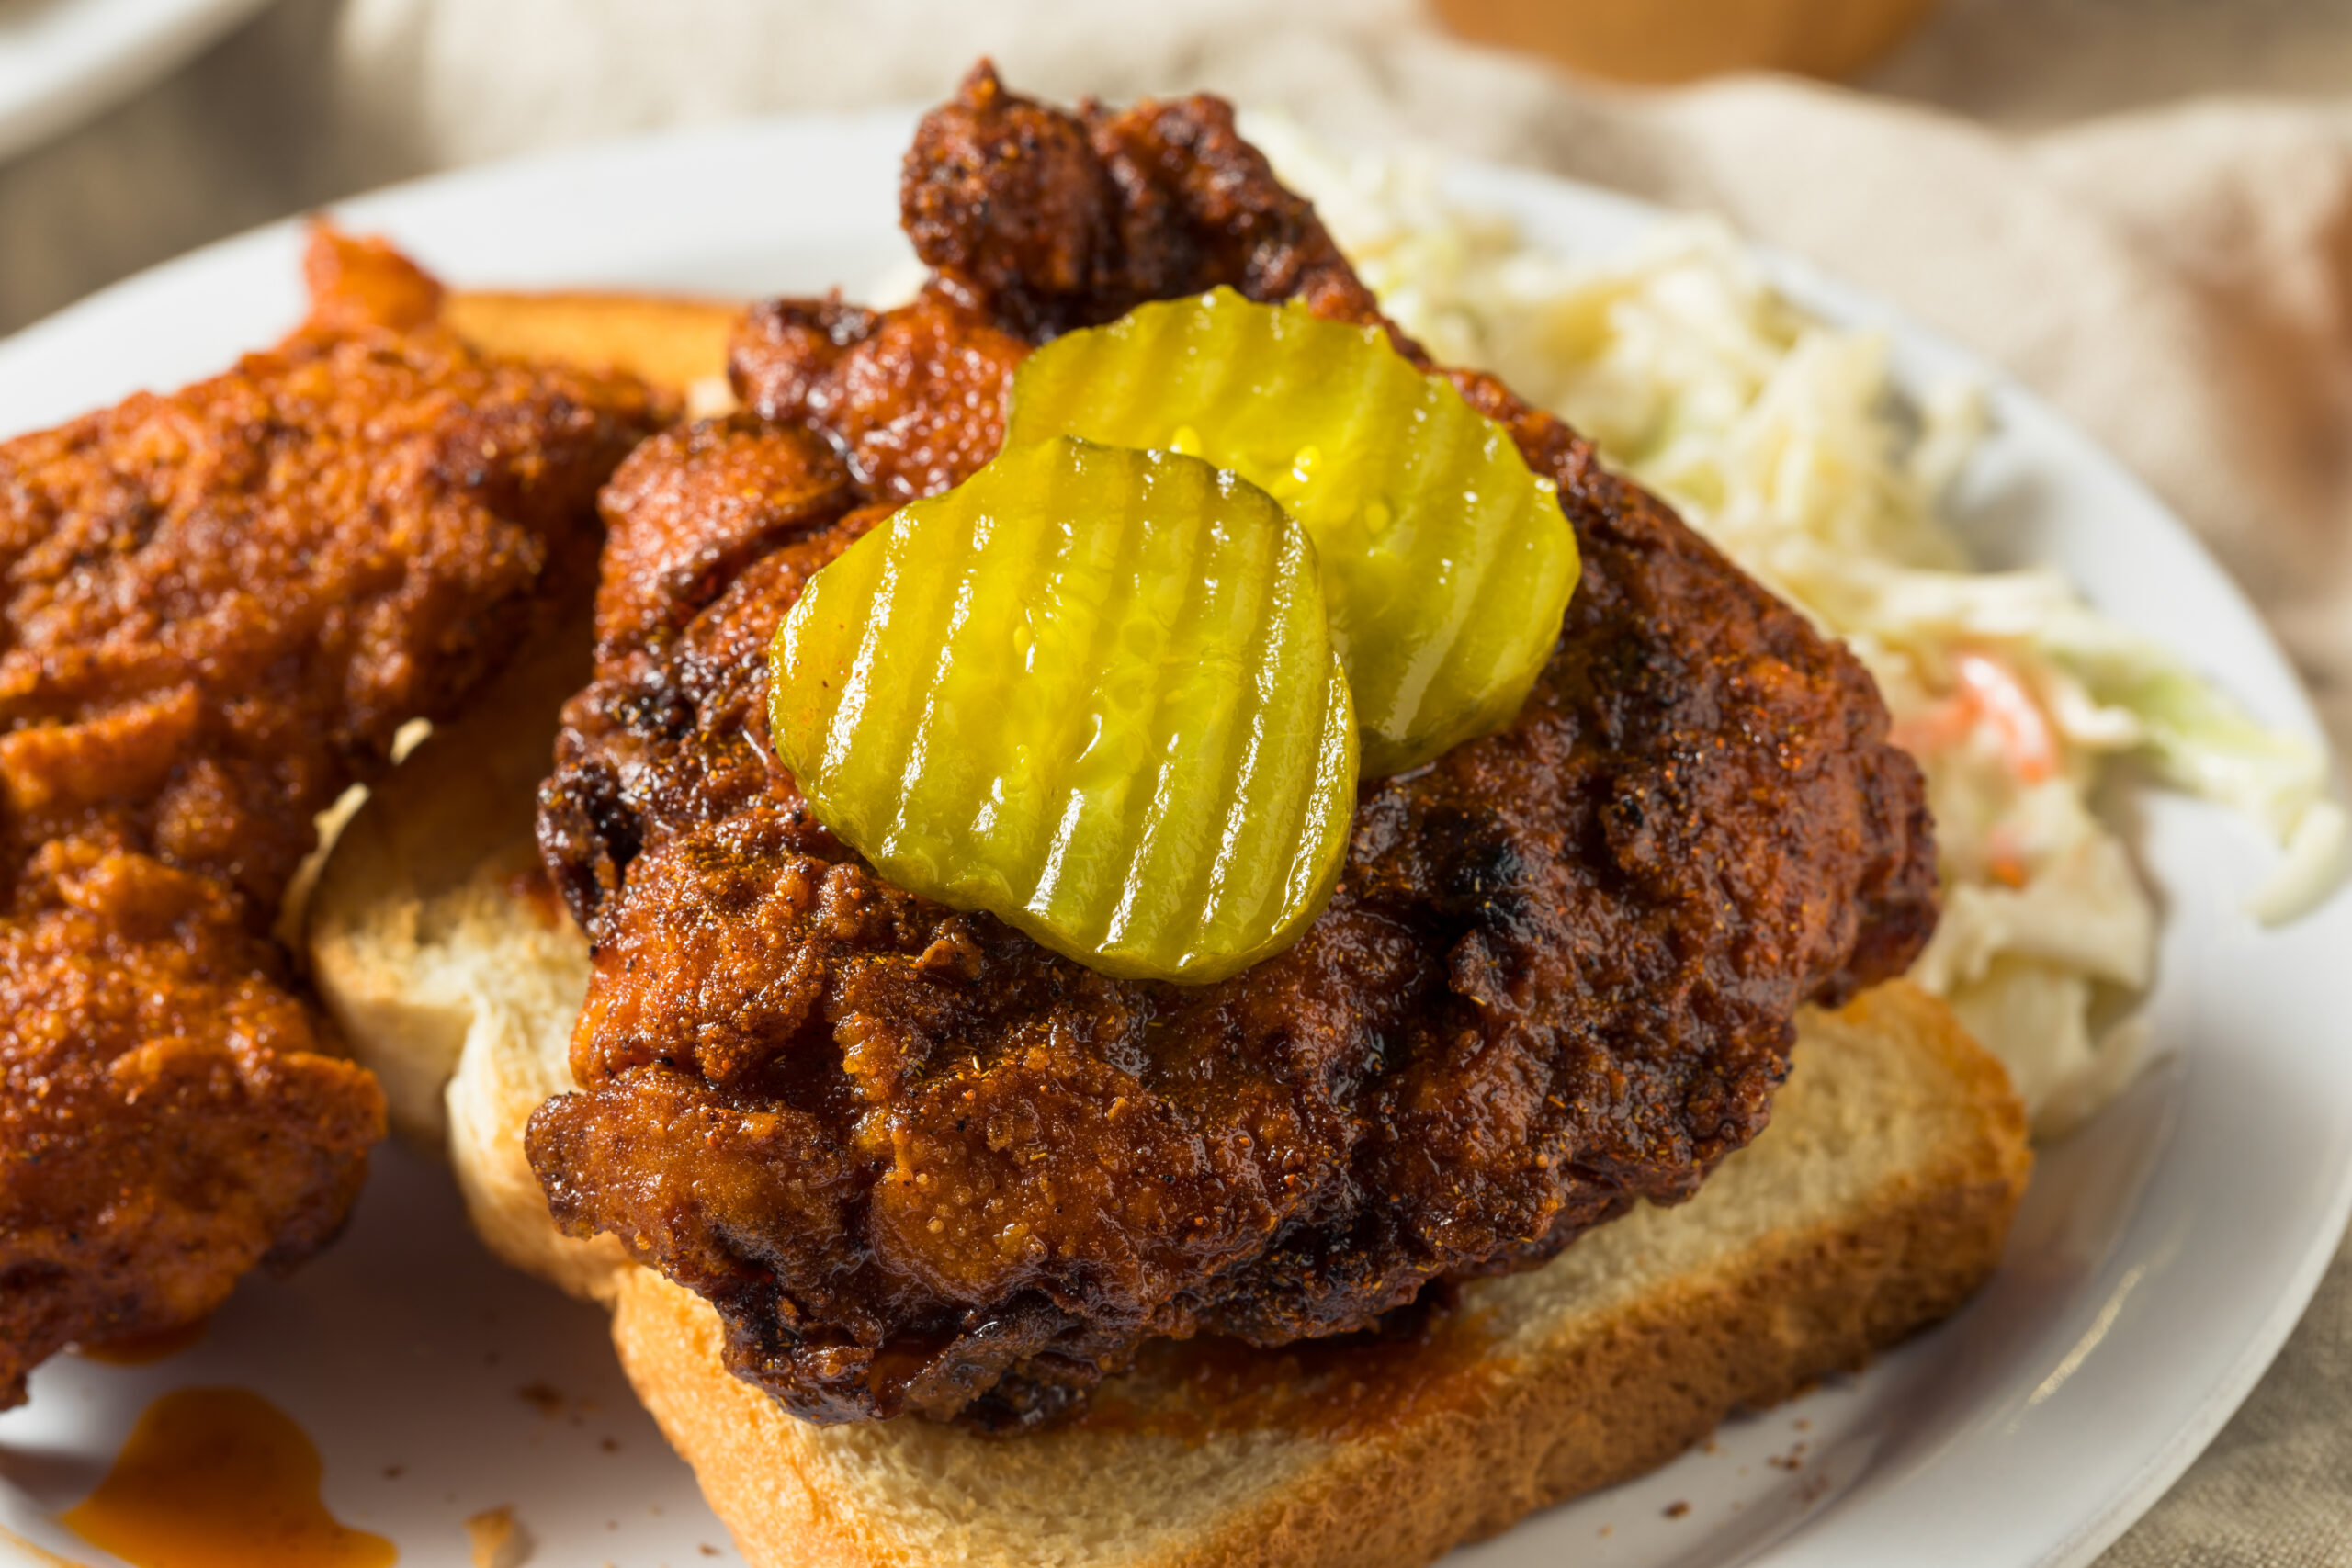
1430,0,1941,84
0,0,277,164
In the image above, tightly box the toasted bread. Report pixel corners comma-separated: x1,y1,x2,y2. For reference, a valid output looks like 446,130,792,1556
442,290,741,400
305,290,2031,1568
302,287,734,1297
307,653,2030,1568
305,605,632,1303
611,982,2029,1568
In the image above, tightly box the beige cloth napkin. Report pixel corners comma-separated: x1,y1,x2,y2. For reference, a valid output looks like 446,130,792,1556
2,2,2347,1559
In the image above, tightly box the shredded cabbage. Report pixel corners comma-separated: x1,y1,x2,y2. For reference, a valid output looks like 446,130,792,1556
1251,116,2346,1138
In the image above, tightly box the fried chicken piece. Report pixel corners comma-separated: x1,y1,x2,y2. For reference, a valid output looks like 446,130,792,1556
0,228,668,1405
897,63,1381,338
529,67,1938,1429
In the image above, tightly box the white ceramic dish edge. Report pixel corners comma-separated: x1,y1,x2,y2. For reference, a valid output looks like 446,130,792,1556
0,110,2346,1568
0,0,277,164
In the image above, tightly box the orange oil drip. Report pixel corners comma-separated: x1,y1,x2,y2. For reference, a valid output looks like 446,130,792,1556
74,1319,208,1366
61,1387,396,1568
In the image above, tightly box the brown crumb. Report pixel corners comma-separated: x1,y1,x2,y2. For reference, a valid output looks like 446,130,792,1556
466,1505,532,1568
1793,1418,1812,1431
600,1436,621,1452
1664,1500,1691,1519
383,1464,404,1479
515,1381,565,1417
701,1549,723,1559
1702,1438,1719,1454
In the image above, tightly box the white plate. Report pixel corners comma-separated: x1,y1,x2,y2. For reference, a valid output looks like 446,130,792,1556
0,0,275,164
1,111,2347,1568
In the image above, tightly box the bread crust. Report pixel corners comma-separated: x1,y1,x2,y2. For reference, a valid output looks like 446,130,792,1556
440,291,741,401
607,983,2030,1568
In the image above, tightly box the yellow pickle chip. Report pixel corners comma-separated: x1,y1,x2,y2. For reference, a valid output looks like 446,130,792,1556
768,436,1356,984
1007,287,1580,776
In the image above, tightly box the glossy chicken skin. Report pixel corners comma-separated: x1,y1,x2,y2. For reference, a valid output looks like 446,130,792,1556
530,66,1939,1430
0,230,667,1405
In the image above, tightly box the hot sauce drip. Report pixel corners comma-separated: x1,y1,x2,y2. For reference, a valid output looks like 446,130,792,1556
62,1388,396,1568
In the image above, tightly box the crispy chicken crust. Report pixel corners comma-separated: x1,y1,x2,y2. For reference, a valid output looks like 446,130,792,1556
0,230,667,1405
529,67,1938,1430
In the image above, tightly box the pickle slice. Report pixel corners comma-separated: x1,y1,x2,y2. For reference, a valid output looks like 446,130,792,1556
1007,287,1579,775
769,436,1356,984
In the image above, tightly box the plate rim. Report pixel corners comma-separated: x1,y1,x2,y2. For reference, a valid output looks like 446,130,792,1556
1,106,2346,1568
0,0,279,164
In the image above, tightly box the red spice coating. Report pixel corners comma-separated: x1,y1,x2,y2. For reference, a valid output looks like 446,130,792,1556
529,67,1936,1429
0,229,667,1406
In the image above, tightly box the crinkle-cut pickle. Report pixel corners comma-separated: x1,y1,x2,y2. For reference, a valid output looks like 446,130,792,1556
1007,287,1580,776
769,436,1357,985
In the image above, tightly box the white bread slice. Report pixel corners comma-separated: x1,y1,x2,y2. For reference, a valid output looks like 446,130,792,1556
309,702,2030,1565
438,290,742,404
304,607,630,1302
304,293,2032,1568
618,983,2028,1568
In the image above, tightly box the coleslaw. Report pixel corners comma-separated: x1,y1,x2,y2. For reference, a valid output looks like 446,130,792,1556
1251,118,2347,1137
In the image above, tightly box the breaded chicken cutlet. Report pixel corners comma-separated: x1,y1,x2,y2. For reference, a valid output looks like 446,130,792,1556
527,66,1939,1433
0,230,668,1405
